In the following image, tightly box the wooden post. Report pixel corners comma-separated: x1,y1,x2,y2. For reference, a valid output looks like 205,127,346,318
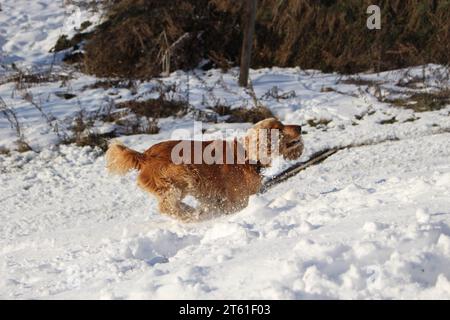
239,0,257,87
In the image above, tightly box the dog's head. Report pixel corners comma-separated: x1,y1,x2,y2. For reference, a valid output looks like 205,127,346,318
245,118,303,165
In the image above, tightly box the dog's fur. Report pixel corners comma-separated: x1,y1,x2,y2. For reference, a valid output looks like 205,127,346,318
106,118,303,222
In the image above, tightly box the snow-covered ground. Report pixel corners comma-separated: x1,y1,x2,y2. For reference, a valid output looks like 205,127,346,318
1,0,450,299
1,132,450,299
0,0,100,68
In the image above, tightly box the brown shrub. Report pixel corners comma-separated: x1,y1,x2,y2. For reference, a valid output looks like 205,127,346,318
53,35,73,52
74,132,115,151
115,117,160,135
225,106,274,124
307,118,332,128
63,52,84,64
0,70,71,88
52,32,92,52
83,0,240,78
82,79,137,90
80,0,450,78
0,146,10,155
116,98,188,118
79,21,92,31
210,104,232,116
16,140,33,153
386,89,450,112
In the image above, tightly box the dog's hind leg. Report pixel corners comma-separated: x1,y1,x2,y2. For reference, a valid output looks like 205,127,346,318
157,188,198,222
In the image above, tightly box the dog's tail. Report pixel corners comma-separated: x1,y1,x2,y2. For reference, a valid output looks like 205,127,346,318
105,142,145,175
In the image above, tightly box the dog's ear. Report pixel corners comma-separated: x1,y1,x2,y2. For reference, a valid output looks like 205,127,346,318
283,125,302,136
279,124,304,160
244,126,278,166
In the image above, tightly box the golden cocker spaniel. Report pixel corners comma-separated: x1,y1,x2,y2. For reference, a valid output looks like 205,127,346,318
106,118,303,222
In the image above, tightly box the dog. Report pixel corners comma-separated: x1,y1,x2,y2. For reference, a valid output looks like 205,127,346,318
106,118,303,222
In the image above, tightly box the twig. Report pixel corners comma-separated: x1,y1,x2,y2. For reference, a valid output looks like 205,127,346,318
260,148,338,193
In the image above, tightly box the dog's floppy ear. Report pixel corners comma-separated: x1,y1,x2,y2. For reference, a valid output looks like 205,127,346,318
279,124,304,160
283,125,302,136
245,122,281,166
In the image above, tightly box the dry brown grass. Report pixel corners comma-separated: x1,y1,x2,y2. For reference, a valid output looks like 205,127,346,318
208,103,274,123
0,96,34,152
225,106,274,124
386,89,450,112
52,32,92,52
82,79,137,90
83,0,233,78
66,109,118,151
307,118,332,128
73,132,116,151
77,0,450,78
379,116,398,125
15,140,33,153
0,69,72,88
116,98,188,118
115,117,160,135
0,146,10,156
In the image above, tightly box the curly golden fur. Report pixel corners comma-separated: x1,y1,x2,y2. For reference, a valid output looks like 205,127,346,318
106,118,303,222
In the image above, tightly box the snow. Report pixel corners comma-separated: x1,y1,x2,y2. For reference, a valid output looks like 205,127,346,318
1,129,449,299
1,0,450,299
0,0,100,67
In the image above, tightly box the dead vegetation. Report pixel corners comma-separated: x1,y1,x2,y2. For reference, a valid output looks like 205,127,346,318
0,97,33,152
307,118,332,129
205,78,275,123
341,78,383,87
63,0,106,11
54,92,77,100
260,86,296,101
64,98,164,151
335,66,450,116
20,89,69,142
225,106,274,124
0,146,10,156
52,33,89,52
67,109,118,151
386,89,450,112
114,116,160,135
378,116,398,125
82,79,137,91
116,98,188,118
81,0,238,78
69,0,450,78
207,103,274,123
0,67,72,89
